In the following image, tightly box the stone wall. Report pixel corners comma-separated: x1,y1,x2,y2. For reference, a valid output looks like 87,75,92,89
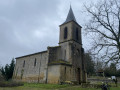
47,65,61,84
47,46,62,63
60,65,72,82
70,41,82,68
59,41,72,63
13,51,48,83
47,64,73,84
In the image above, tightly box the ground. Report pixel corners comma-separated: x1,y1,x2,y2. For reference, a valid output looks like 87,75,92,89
0,83,120,90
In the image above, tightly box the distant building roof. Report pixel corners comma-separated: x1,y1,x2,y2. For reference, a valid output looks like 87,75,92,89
96,69,104,73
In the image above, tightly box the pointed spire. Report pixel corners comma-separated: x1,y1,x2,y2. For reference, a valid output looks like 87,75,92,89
64,6,76,23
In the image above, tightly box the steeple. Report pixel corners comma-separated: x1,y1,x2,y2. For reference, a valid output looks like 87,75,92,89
64,6,76,23
59,5,82,45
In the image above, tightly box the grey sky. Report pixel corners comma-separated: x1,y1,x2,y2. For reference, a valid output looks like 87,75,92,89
0,0,97,66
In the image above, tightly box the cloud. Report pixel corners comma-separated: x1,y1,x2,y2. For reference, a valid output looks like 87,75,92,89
0,0,97,66
0,0,61,65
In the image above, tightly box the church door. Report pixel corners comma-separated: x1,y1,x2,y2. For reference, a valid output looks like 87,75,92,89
77,68,80,84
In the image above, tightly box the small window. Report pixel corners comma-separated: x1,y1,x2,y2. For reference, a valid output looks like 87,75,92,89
64,50,66,61
76,28,79,40
77,49,80,55
81,48,84,53
65,67,66,74
23,60,25,67
34,58,37,66
64,27,68,39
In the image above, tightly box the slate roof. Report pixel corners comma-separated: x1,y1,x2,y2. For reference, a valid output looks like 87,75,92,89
64,6,76,23
16,50,47,59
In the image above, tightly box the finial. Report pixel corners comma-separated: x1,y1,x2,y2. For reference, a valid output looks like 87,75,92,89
70,1,71,8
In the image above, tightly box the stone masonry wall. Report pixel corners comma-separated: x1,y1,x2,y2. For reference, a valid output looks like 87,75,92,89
47,65,61,84
13,51,48,83
48,46,62,63
60,65,72,82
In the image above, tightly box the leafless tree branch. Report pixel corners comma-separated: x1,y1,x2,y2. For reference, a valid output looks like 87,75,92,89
84,0,120,65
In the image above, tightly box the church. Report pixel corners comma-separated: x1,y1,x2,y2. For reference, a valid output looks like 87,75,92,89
13,6,87,84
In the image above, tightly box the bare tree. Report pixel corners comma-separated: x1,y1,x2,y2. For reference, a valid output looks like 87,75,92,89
84,0,120,64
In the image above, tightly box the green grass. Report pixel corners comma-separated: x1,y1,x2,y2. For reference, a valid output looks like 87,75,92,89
0,83,120,90
0,86,100,90
0,83,70,90
24,83,69,89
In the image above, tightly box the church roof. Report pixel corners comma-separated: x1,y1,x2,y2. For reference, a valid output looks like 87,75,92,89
16,50,47,59
64,6,76,23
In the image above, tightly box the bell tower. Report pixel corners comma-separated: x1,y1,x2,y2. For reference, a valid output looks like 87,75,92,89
59,6,82,45
59,6,83,67
58,6,87,83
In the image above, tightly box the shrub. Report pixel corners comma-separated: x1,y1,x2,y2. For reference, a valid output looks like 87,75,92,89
0,81,23,87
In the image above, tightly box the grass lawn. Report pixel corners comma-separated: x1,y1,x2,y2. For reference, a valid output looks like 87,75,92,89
0,83,120,90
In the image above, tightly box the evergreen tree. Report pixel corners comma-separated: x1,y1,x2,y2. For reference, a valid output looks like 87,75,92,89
9,59,15,79
1,58,15,81
110,63,117,76
104,63,117,77
85,53,95,76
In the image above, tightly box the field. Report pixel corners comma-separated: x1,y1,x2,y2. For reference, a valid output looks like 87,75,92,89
0,83,120,90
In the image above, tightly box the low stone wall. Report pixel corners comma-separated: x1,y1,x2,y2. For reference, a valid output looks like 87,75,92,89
87,78,120,83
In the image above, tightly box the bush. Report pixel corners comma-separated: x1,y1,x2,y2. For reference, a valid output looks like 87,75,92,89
0,81,23,87
0,75,4,82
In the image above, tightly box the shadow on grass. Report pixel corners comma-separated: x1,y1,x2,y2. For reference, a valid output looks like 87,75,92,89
0,81,23,87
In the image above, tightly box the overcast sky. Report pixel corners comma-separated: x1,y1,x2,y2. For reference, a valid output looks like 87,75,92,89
0,0,97,66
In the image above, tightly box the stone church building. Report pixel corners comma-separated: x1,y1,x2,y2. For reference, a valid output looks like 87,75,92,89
13,6,87,84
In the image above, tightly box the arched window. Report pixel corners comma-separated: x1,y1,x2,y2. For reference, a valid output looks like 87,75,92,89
76,28,79,40
77,49,80,56
34,58,37,66
77,49,80,53
65,67,66,74
81,48,84,53
23,60,25,67
64,27,68,39
64,50,66,61
70,69,71,74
